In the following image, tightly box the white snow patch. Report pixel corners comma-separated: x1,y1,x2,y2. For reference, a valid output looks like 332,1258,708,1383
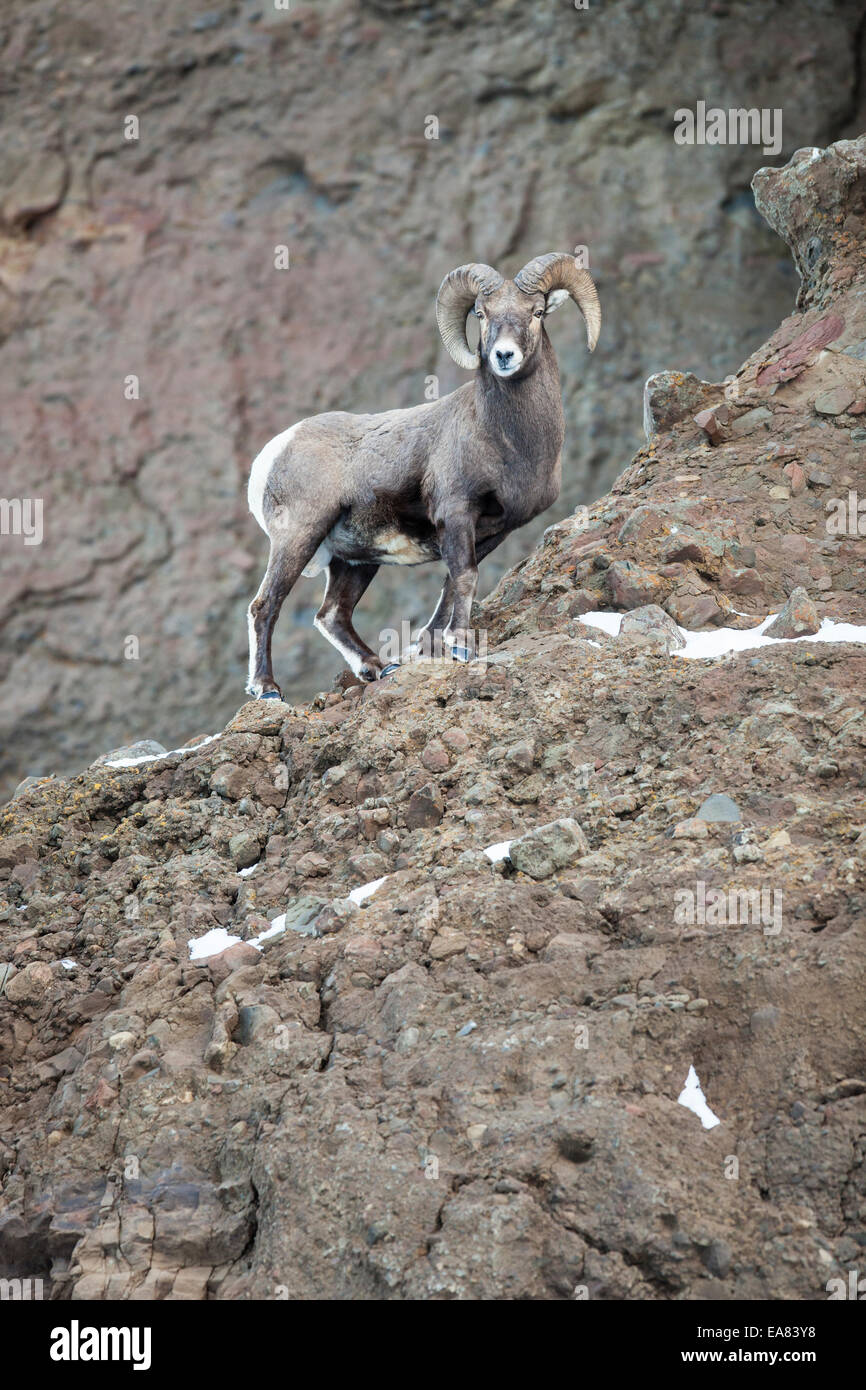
59,958,78,970
187,915,290,961
106,733,221,769
675,615,866,661
348,876,387,906
579,611,623,637
250,916,287,947
484,841,513,863
188,927,241,961
677,1065,721,1130
238,864,259,877
578,610,866,662
188,874,389,964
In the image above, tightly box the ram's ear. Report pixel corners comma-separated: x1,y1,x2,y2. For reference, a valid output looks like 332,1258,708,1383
544,288,570,316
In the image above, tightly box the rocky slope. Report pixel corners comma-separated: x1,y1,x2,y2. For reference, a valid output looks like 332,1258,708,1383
1,0,865,799
1,135,865,1301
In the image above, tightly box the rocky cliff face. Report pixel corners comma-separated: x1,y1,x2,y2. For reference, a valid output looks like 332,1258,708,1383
0,134,864,1301
1,0,865,799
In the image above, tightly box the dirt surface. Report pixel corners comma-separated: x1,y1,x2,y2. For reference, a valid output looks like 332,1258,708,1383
1,0,865,796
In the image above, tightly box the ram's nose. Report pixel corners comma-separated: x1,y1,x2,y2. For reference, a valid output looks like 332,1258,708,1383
495,347,514,369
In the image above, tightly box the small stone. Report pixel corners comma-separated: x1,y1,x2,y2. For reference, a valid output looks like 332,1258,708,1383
508,818,589,880
429,932,469,960
295,850,329,877
229,832,261,870
124,1050,160,1081
764,586,820,639
673,818,708,839
642,371,722,437
664,593,725,629
764,829,791,850
814,385,855,415
406,784,445,829
420,739,450,772
730,406,773,436
315,898,360,935
696,793,741,822
733,842,763,863
661,527,725,567
4,960,54,1004
207,942,262,984
807,467,832,487
506,774,544,804
3,151,67,227
619,603,685,652
283,895,328,935
693,407,727,444
606,560,667,610
702,1239,732,1279
505,739,537,774
783,461,807,495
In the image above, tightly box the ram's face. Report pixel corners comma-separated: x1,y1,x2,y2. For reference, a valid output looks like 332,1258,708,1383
475,282,559,379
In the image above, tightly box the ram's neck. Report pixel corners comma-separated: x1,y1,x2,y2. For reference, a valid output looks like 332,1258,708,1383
474,331,565,469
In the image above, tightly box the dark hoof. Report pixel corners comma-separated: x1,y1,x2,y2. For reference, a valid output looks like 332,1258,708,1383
259,690,282,700
450,646,472,663
379,662,401,678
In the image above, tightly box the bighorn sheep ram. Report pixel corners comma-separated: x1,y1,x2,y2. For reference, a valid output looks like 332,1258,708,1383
246,251,600,698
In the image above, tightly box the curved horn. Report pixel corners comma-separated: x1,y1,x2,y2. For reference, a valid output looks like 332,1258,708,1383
436,262,504,369
514,251,601,352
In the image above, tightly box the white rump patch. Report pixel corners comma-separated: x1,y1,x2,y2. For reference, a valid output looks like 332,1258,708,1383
248,421,303,533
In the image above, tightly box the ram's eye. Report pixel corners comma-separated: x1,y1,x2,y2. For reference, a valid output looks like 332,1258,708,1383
533,307,545,318
475,309,484,319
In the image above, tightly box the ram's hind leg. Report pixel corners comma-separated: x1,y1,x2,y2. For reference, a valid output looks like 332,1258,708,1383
315,558,384,682
247,531,321,699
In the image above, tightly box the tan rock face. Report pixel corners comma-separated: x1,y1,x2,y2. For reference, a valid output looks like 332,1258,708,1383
0,1,864,799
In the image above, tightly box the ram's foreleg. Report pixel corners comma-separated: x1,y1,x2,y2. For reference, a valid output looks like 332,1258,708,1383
314,558,385,682
434,508,481,661
421,527,508,661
